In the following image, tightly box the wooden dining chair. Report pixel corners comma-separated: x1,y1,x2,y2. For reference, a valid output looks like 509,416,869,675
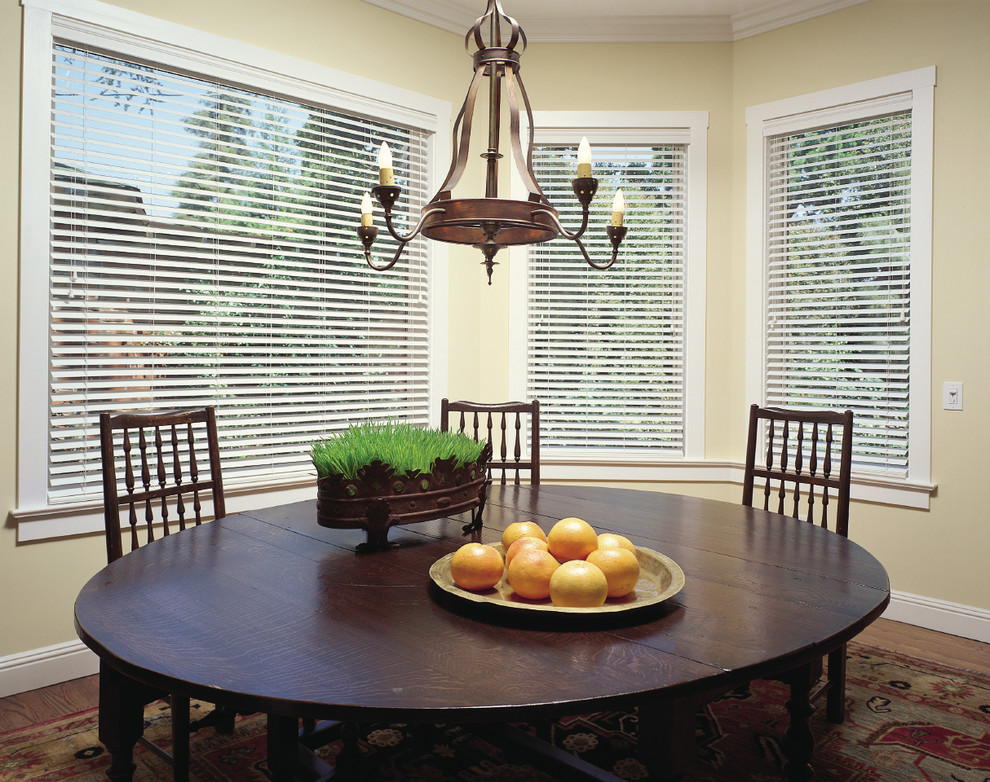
742,403,854,723
440,398,540,486
100,406,226,563
99,406,228,780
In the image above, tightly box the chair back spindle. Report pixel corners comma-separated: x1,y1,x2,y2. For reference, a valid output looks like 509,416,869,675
743,404,853,536
441,399,540,486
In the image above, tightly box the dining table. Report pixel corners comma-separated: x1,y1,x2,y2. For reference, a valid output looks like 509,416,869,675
74,483,890,781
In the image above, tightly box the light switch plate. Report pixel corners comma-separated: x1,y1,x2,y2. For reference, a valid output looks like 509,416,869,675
943,381,963,410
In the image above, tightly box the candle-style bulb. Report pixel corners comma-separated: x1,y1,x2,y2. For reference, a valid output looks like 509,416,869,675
577,137,592,178
378,141,394,186
610,189,625,227
360,192,373,226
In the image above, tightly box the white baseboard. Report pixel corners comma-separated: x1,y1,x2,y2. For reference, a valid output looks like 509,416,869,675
1,593,986,698
0,640,100,698
883,590,990,644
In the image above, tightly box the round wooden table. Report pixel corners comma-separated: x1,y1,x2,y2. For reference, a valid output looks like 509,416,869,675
74,484,889,781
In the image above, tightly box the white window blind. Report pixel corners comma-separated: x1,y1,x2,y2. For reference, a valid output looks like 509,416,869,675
526,143,689,454
764,112,912,475
47,42,432,503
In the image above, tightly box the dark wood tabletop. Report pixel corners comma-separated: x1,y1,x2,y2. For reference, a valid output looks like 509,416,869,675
74,484,889,781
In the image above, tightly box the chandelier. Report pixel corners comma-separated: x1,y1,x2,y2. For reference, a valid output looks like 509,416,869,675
357,0,627,284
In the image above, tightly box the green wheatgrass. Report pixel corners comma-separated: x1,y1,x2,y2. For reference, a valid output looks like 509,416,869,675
311,421,485,480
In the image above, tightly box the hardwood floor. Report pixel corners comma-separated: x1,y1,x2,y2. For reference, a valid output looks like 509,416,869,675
854,618,989,675
0,670,100,732
1,619,986,734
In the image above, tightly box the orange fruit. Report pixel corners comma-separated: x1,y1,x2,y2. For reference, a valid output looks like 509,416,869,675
586,547,641,598
547,517,599,562
548,560,609,607
449,543,504,591
506,548,560,600
501,521,547,551
504,535,549,567
597,532,636,553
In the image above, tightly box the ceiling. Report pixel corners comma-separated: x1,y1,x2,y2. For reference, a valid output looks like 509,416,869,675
361,0,871,42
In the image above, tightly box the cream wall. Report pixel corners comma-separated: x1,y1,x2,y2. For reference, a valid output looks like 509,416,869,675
2,0,987,665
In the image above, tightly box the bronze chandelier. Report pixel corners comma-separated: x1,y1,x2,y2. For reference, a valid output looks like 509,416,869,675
357,0,627,284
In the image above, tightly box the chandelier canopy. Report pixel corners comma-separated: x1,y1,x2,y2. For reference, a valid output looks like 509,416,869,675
357,0,627,284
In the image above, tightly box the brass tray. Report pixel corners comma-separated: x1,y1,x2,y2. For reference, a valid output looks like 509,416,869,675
429,544,685,616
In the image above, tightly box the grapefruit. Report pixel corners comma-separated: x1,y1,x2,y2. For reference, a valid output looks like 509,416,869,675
547,517,599,562
449,543,504,591
506,548,560,600
586,547,640,598
504,535,549,567
549,560,609,607
597,532,636,553
501,521,547,551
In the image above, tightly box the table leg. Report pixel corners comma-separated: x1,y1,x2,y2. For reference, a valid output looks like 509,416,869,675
169,694,190,781
783,662,816,781
97,662,145,782
826,644,847,723
266,713,298,782
637,696,694,782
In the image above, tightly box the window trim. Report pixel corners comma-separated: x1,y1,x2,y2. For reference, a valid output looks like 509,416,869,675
508,111,708,479
744,67,936,508
15,0,452,540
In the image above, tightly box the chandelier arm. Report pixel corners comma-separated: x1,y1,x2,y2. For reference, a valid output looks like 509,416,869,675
494,0,523,51
571,235,619,271
504,69,545,201
468,2,491,51
433,66,486,199
531,206,591,242
513,71,539,190
469,21,484,52
473,0,522,52
363,241,408,272
382,206,447,244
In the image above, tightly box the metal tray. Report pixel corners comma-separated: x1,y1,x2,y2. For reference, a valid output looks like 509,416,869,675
429,544,685,616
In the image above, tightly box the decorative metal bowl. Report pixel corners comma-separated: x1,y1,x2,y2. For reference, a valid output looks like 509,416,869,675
317,443,491,551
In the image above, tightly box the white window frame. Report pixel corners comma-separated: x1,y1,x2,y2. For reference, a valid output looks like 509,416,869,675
508,111,708,481
15,0,451,540
745,67,936,509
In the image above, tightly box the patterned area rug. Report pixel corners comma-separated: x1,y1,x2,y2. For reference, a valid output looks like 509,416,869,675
1,642,988,781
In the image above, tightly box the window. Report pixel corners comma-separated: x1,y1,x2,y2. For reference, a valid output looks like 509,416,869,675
746,68,935,507
16,0,450,539
509,113,707,477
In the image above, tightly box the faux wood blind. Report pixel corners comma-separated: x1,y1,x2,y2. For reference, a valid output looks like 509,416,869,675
764,112,912,475
526,144,688,454
48,43,432,502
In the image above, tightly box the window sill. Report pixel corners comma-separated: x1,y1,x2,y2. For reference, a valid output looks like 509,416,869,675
13,460,935,542
541,458,935,510
12,472,318,542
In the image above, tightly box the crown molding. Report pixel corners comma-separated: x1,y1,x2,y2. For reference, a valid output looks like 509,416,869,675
488,15,736,44
361,0,871,43
731,0,871,40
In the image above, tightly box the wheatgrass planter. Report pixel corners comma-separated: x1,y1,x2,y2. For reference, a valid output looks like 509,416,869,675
313,424,492,551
